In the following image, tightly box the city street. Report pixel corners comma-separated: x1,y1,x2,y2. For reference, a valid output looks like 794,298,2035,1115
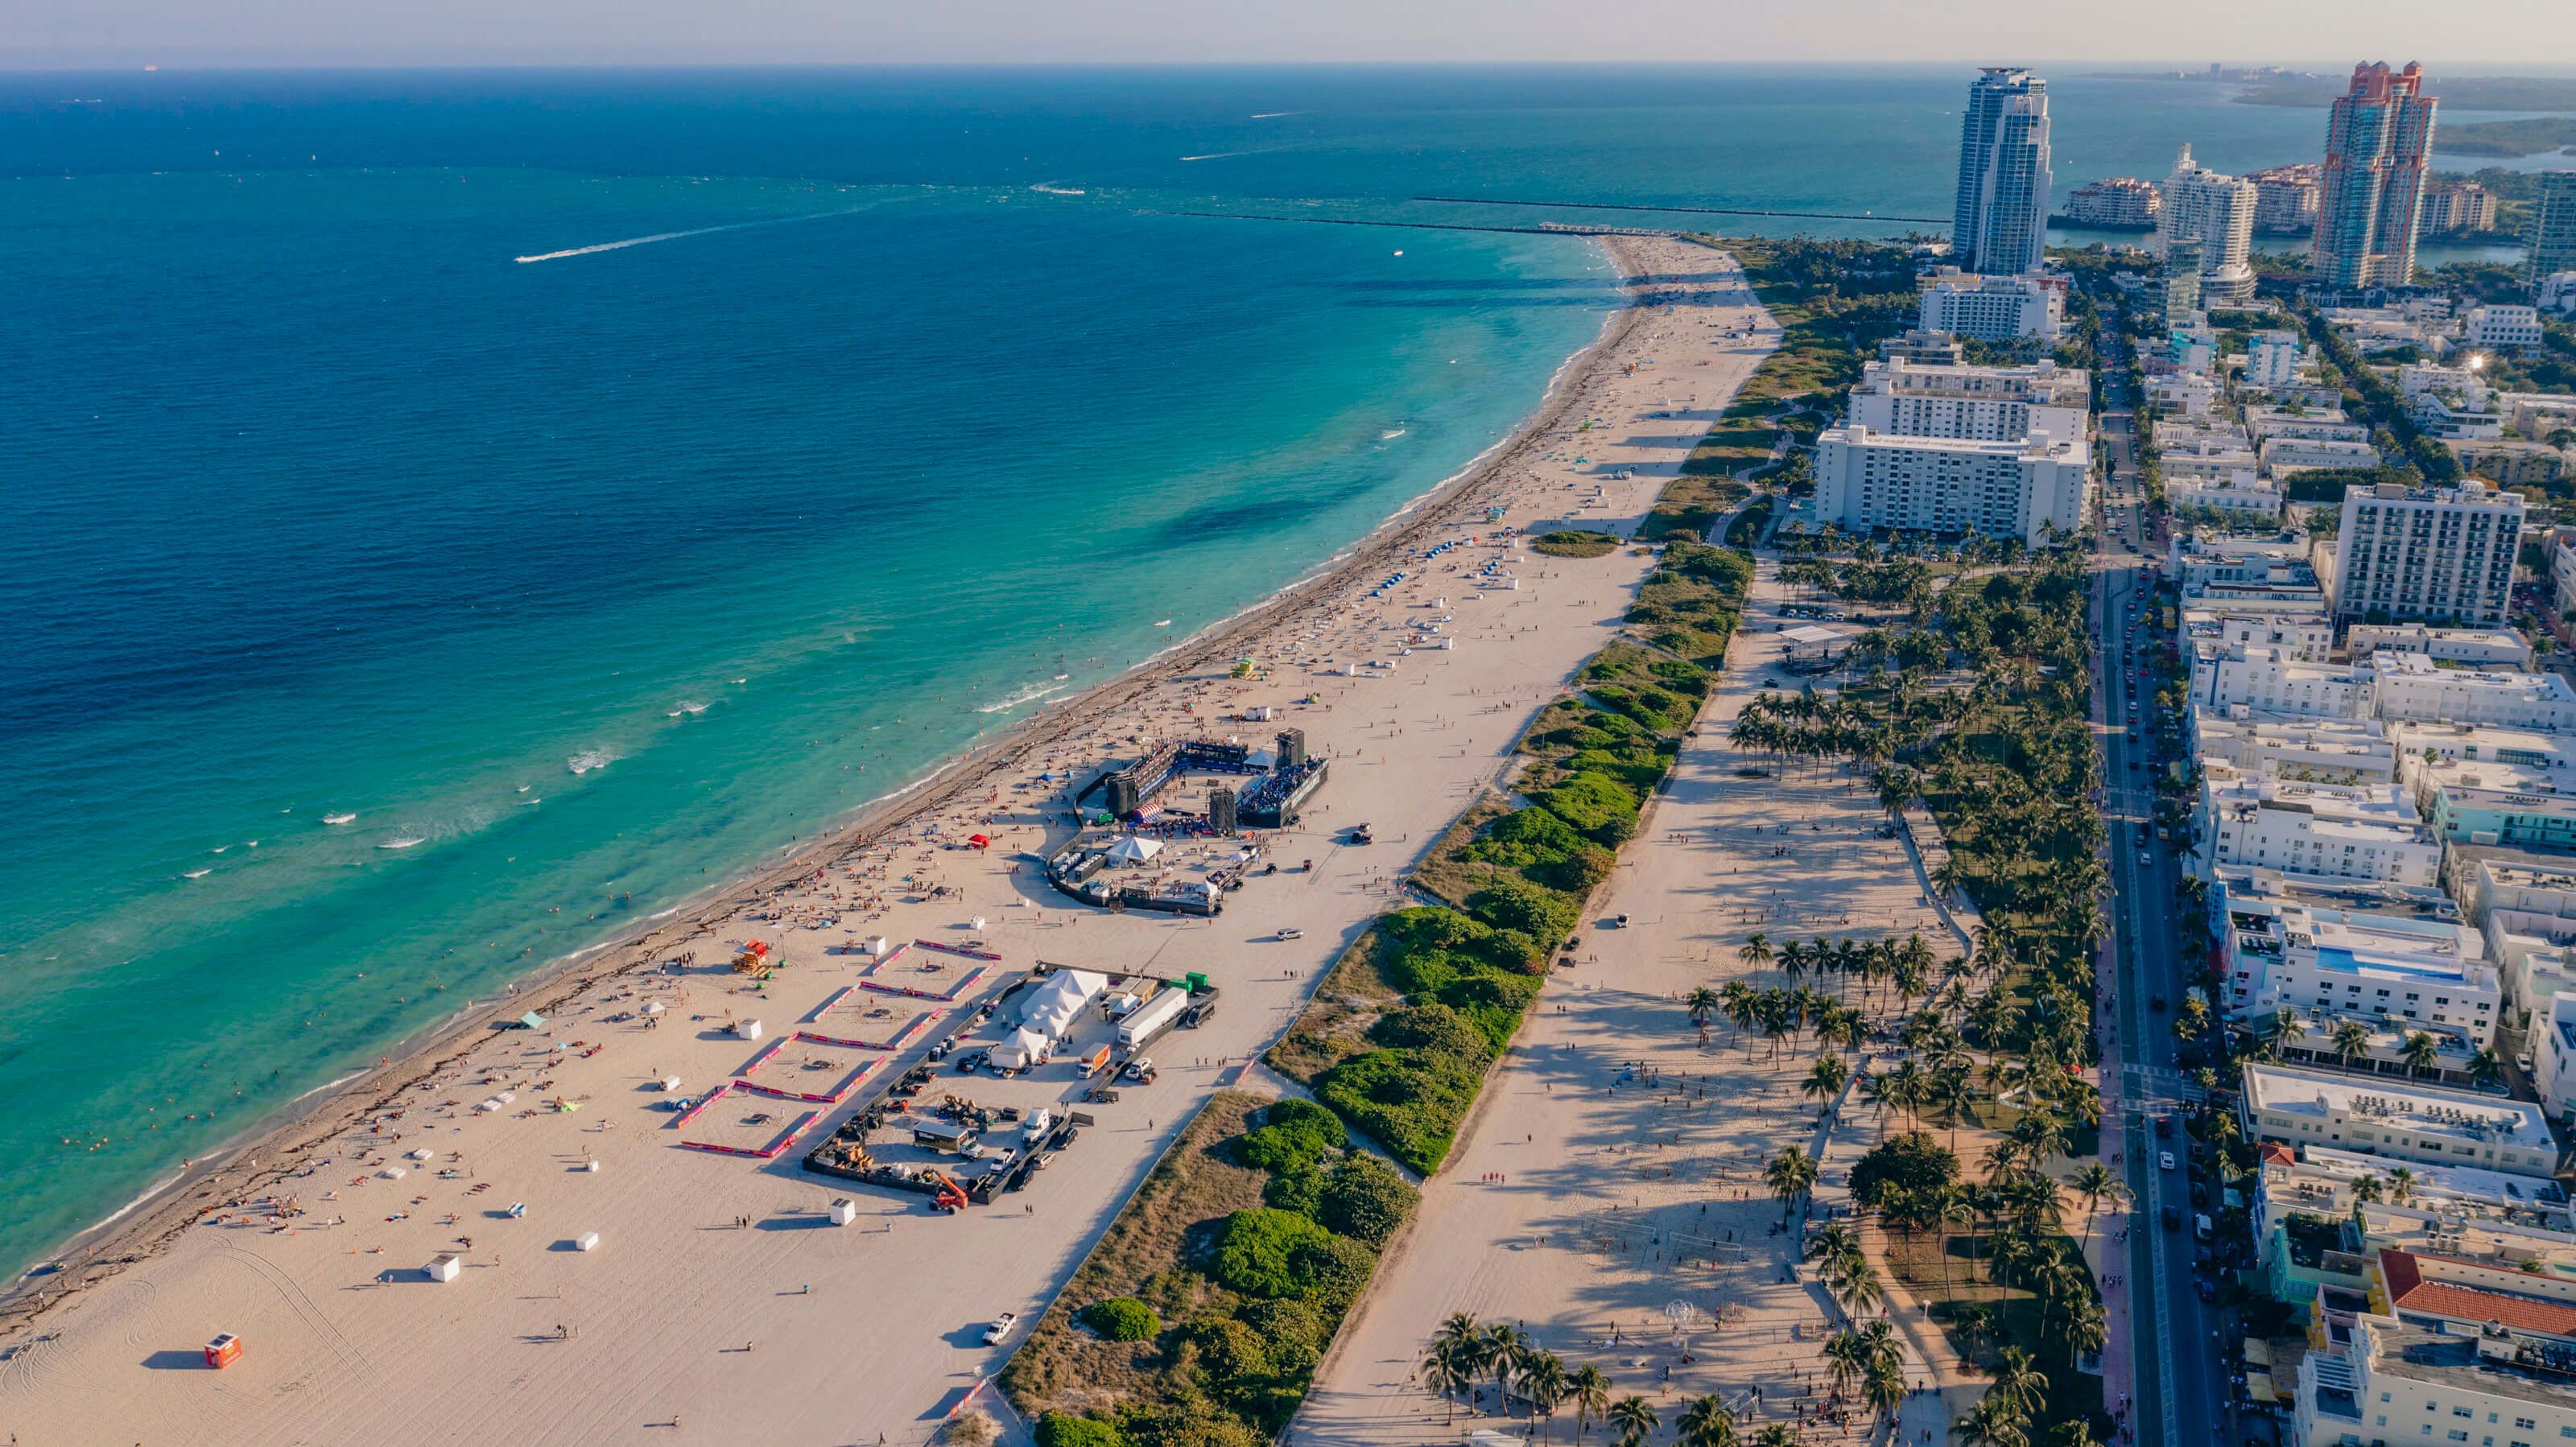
2087,321,2240,1447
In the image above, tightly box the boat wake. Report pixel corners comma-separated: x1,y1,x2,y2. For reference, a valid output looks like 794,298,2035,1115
513,206,865,265
1380,428,1409,440
567,748,616,775
322,811,357,826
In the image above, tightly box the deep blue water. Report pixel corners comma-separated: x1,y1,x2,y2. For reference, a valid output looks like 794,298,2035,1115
0,64,2490,1277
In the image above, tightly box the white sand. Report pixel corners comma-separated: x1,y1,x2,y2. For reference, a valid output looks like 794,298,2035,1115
1294,554,1985,1447
0,237,1774,1446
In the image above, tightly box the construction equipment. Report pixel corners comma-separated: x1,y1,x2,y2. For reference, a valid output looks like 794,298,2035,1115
930,1170,968,1214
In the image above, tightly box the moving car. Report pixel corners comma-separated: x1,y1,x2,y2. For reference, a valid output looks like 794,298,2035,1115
985,1313,1019,1346
2158,1151,2177,1171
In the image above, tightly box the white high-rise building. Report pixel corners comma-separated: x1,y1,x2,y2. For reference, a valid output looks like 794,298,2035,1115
2157,145,2260,307
1842,357,2088,442
2332,480,2525,626
1951,68,2052,277
1916,268,2065,340
1812,425,2088,546
2242,330,2310,389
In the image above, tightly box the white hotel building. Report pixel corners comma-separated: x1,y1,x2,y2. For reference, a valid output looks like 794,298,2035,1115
2194,774,2443,888
2334,480,2526,628
1915,268,2065,341
1811,427,2090,545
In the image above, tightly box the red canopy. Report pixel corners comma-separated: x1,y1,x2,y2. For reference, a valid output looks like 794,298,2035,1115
967,834,992,849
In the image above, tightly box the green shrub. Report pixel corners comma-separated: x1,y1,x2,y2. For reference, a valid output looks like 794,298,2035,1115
1287,1233,1381,1309
1467,877,1581,943
1367,1003,1492,1058
1316,1154,1419,1246
1038,1415,1129,1447
1462,806,1591,869
1187,1317,1275,1381
1262,1165,1325,1217
1530,530,1621,558
1236,1298,1329,1377
1233,1099,1348,1175
1080,1297,1162,1342
1207,1209,1340,1298
1534,770,1641,843
1117,1395,1265,1447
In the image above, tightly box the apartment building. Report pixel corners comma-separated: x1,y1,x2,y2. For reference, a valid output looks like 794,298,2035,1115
1915,268,2066,340
2195,773,2442,886
2333,480,2525,627
2242,1065,2552,1173
1810,424,2090,545
1843,357,2088,441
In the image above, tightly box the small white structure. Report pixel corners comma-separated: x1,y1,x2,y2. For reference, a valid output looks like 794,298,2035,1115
427,1253,462,1283
991,1026,1054,1071
407,1148,435,1160
573,1231,601,1253
378,1166,407,1181
656,1074,681,1092
828,1198,858,1226
970,916,987,932
1103,836,1162,865
735,1019,764,1041
864,934,891,958
582,1159,601,1173
641,1000,667,1016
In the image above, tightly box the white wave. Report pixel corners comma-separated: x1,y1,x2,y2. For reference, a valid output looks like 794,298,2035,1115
512,205,865,265
1249,111,1306,119
322,812,357,825
1179,152,1247,163
667,699,711,717
183,868,212,880
378,836,427,850
521,797,542,806
1154,619,1173,628
567,748,614,775
1030,183,1086,196
1381,428,1409,440
975,680,1071,715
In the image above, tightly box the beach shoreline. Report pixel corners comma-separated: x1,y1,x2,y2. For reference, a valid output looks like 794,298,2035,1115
0,233,1677,1326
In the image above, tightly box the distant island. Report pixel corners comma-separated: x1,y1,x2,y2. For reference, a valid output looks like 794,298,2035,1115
2229,72,2576,114
2435,116,2576,159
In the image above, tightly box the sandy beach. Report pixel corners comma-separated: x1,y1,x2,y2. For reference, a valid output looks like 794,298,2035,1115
0,234,1773,1446
1293,552,1979,1447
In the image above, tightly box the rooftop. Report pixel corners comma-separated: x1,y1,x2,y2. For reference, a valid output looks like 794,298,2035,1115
2244,1065,2549,1148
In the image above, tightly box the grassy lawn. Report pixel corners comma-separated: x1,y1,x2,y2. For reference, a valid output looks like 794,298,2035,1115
1891,1230,2112,1437
1531,530,1624,558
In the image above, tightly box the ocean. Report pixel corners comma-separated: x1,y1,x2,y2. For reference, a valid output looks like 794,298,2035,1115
0,64,2529,1277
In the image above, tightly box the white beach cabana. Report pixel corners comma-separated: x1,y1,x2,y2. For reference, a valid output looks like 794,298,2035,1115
1103,836,1163,865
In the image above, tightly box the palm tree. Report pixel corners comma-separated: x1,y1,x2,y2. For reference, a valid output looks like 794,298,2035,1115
1988,1346,2049,1420
1752,1427,1799,1447
1484,1322,1527,1417
2467,1045,2505,1090
1676,1393,1738,1447
1827,1251,1885,1317
1569,1365,1612,1445
2386,1166,2419,1206
1420,1337,1479,1424
1767,1144,1818,1223
2330,1019,2374,1075
2050,1422,2103,1447
1521,1350,1570,1442
1952,1397,2029,1447
2063,1292,2108,1365
2069,1161,2128,1252
1738,932,1773,972
1861,1355,1906,1436
1686,986,1723,1034
1802,1053,1851,1111
2351,1173,2385,1206
2400,1031,2440,1079
1822,1328,1868,1394
1609,1396,1660,1447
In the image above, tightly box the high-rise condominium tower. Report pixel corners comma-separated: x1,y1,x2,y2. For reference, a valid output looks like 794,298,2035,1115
2311,61,2438,288
2158,145,2260,306
1951,68,2053,277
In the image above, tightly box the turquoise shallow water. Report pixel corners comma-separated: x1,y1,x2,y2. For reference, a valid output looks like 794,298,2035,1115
0,64,2517,1277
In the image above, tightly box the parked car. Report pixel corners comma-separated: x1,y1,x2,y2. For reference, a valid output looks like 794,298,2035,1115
985,1313,1019,1346
2158,1151,2177,1172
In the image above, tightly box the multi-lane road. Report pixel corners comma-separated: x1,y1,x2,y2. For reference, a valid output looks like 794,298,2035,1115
2087,324,2240,1447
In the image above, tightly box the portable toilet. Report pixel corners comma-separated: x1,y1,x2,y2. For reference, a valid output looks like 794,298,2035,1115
828,1198,858,1227
573,1231,601,1253
864,935,890,958
426,1253,462,1283
204,1333,242,1369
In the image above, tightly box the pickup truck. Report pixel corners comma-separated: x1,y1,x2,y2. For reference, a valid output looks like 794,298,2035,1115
985,1313,1018,1346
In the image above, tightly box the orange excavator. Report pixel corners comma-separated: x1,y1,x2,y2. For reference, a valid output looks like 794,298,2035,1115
930,1170,968,1214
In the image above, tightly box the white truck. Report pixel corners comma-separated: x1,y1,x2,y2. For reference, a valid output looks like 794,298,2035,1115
1117,989,1190,1051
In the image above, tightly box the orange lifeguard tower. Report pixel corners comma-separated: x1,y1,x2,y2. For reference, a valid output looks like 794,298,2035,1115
204,1332,242,1368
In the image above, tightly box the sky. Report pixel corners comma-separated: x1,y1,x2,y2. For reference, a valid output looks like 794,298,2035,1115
7,0,2574,70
